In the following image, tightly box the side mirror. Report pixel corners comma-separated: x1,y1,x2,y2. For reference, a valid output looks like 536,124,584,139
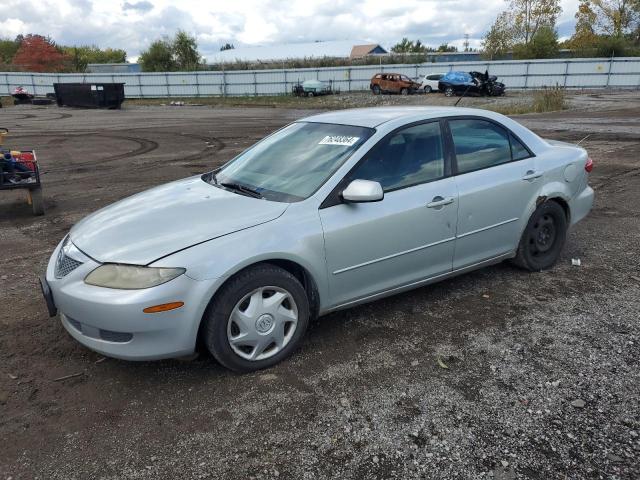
342,179,384,203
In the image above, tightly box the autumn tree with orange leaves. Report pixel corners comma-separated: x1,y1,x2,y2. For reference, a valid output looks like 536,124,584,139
12,35,70,72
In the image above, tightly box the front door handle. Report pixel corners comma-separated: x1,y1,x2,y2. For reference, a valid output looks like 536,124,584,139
522,170,543,181
427,196,454,208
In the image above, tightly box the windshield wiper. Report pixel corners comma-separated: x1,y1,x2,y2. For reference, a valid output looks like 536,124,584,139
220,182,263,199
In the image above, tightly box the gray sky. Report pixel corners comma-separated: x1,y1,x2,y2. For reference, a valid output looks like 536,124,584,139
0,0,580,61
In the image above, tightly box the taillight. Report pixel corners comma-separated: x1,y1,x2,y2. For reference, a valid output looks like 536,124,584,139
585,157,593,173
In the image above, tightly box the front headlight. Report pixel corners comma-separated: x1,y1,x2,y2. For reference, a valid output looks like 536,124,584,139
84,264,186,290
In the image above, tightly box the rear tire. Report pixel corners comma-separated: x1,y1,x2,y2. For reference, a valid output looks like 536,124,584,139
424,85,432,94
202,264,310,373
444,87,454,97
400,88,409,96
512,201,567,271
372,85,381,95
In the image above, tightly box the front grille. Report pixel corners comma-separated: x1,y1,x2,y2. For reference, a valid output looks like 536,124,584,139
55,243,83,278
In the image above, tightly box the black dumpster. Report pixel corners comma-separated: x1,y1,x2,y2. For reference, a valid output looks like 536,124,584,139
53,83,125,109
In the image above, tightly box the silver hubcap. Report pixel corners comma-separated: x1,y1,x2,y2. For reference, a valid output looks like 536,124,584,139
227,286,298,361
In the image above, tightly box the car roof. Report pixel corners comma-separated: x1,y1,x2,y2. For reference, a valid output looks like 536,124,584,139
301,106,500,129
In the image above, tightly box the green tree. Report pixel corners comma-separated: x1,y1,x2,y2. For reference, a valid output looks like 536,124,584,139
482,12,514,58
391,37,413,53
390,38,429,53
139,38,176,72
173,30,201,70
511,0,562,44
63,46,127,72
437,43,458,52
513,25,560,57
220,43,235,51
139,31,202,72
483,0,561,58
593,34,638,54
0,37,21,65
569,0,599,50
590,0,640,36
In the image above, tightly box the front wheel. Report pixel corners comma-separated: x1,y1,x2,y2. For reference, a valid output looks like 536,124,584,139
400,88,409,96
424,85,432,94
372,85,381,95
202,264,310,372
444,87,454,97
512,201,567,271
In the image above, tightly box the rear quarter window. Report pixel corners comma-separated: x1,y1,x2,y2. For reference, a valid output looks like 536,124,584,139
510,134,531,160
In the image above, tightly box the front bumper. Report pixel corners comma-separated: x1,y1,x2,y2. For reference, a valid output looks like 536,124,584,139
45,239,221,361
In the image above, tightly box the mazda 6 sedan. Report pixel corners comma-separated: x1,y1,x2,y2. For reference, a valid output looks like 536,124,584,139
41,107,594,372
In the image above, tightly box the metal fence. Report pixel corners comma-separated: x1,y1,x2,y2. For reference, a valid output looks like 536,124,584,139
1,57,639,98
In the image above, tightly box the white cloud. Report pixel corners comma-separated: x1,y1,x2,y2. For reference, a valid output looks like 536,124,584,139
0,0,582,61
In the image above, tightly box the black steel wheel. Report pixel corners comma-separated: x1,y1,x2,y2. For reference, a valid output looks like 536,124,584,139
512,201,567,271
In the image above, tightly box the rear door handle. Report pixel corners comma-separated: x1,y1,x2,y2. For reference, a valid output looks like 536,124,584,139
522,170,543,181
427,196,454,208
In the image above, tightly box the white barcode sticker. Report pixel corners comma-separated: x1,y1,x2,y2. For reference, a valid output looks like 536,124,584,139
319,135,360,146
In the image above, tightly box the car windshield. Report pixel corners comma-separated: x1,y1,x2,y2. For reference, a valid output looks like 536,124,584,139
206,122,374,202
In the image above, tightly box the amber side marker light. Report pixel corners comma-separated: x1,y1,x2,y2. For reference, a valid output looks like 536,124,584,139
143,302,184,314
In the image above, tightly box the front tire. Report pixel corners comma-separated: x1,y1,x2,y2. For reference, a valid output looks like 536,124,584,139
400,88,409,96
372,85,381,95
512,201,567,271
424,85,432,94
444,87,454,97
202,264,310,372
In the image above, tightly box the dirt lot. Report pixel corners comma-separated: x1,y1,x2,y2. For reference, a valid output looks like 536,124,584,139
0,91,639,479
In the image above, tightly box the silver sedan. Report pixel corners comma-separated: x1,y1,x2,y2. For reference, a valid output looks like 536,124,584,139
41,107,594,372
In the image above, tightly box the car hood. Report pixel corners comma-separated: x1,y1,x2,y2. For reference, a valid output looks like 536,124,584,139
70,176,288,265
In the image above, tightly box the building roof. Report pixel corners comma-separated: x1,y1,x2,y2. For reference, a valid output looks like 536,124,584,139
86,63,141,73
209,41,386,64
350,44,386,58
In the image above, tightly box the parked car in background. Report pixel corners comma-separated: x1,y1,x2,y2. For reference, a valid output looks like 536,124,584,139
370,73,421,95
438,71,506,97
42,107,594,372
292,79,333,97
415,73,445,93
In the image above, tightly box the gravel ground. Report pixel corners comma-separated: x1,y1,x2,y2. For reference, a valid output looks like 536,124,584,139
0,91,639,479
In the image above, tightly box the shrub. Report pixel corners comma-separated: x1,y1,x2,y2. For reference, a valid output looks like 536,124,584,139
532,86,566,112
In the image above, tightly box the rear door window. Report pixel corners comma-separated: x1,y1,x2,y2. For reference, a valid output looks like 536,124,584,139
449,119,512,174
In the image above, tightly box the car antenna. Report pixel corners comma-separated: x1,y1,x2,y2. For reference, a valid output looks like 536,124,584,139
576,134,590,146
454,84,472,107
